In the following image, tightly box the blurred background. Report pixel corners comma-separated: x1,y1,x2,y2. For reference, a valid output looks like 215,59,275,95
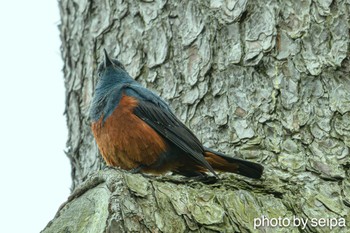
0,1,70,232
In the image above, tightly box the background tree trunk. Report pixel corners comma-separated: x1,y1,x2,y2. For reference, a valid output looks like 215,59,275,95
43,0,350,232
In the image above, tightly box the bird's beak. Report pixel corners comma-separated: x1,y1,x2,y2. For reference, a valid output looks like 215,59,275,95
103,49,113,67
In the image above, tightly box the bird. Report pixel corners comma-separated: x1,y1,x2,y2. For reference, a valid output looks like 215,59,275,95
89,50,264,180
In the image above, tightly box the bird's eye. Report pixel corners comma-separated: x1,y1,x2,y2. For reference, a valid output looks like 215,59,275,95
97,63,104,76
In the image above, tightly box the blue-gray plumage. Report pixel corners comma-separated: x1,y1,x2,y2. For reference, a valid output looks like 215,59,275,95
90,50,171,124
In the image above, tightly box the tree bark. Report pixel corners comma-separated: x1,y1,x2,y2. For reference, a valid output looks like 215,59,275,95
43,0,350,232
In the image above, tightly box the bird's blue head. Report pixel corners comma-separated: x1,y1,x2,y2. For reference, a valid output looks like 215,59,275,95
89,50,134,122
97,49,127,79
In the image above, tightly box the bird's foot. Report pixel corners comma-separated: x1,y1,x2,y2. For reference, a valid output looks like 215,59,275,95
187,175,218,184
129,165,144,174
128,165,155,179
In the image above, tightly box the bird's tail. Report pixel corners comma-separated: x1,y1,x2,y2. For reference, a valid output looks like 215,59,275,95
204,147,264,179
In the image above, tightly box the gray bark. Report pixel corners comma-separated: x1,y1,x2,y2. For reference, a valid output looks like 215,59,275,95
43,0,350,232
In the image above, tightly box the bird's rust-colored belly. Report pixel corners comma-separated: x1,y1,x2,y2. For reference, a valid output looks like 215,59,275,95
91,95,167,170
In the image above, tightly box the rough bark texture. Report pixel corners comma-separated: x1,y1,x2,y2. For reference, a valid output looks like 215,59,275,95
43,0,350,232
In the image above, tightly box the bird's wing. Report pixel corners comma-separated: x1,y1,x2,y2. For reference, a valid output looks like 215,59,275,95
124,85,216,175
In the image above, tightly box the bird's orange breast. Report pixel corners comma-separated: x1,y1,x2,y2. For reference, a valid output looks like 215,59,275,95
91,95,167,170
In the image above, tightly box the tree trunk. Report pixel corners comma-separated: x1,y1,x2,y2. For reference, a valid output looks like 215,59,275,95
43,0,350,232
